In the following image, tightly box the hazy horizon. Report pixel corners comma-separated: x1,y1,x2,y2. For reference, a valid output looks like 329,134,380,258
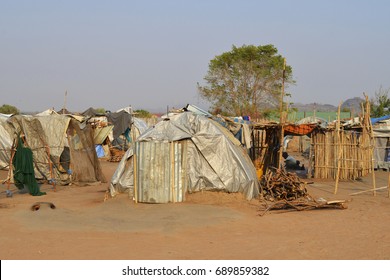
1,0,389,113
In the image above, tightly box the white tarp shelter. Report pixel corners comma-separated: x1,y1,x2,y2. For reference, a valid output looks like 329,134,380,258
110,112,259,202
1,114,106,185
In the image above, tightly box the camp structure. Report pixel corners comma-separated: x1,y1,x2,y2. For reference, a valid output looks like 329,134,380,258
2,113,106,187
82,107,149,161
370,115,390,171
110,111,259,203
0,113,14,170
248,105,375,188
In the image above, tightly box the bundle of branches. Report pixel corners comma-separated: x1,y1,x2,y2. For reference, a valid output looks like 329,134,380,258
260,168,309,201
259,168,348,215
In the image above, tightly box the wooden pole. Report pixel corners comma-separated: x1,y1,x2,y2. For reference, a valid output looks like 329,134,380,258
350,186,388,196
63,90,67,114
45,145,56,191
334,102,342,194
7,138,17,190
364,93,376,196
388,171,390,198
278,58,286,169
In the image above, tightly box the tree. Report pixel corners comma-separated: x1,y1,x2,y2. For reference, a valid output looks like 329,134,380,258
134,109,152,118
370,86,390,117
0,104,19,114
95,108,106,114
197,44,294,119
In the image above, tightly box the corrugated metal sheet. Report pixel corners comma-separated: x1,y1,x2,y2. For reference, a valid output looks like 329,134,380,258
134,140,187,203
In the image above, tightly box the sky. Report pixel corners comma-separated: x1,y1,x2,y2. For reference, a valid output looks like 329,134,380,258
1,0,390,113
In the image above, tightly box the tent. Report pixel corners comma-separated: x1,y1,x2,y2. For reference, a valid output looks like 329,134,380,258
82,107,149,159
110,112,259,202
371,117,390,170
0,115,14,170
2,114,106,186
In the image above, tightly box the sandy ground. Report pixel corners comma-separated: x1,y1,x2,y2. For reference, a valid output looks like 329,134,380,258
1,159,390,260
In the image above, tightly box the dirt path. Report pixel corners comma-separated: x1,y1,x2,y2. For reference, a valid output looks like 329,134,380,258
1,160,389,260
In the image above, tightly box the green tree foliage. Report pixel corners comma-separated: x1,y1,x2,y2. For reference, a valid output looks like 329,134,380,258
95,108,106,114
0,104,19,114
197,44,294,118
134,109,152,118
370,86,390,117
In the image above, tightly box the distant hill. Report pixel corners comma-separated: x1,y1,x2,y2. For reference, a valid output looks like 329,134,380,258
291,103,337,112
291,97,364,115
340,97,365,114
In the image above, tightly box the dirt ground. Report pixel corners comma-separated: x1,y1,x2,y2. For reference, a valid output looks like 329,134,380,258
1,157,390,260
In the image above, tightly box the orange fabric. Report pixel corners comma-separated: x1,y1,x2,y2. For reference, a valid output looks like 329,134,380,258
283,124,317,136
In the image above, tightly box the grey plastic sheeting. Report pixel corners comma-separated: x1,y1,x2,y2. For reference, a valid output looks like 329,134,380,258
0,118,13,169
110,112,259,200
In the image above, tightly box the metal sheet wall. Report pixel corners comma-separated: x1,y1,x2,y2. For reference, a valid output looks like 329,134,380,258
134,140,187,203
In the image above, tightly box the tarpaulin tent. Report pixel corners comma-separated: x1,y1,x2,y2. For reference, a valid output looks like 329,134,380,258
4,114,106,186
0,114,14,170
110,112,259,202
82,107,149,159
371,118,390,170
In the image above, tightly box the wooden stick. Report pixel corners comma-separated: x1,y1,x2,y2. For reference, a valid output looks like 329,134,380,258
278,58,286,170
365,94,377,196
388,172,390,198
334,102,342,194
7,138,17,190
45,145,56,191
350,186,388,196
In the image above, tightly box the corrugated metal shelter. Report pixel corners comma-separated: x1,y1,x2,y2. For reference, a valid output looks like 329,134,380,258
134,141,187,203
110,112,260,202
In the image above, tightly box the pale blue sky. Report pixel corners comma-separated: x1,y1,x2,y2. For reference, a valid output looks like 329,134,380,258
1,0,389,113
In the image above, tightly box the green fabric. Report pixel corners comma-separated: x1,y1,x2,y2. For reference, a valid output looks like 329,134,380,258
13,137,46,196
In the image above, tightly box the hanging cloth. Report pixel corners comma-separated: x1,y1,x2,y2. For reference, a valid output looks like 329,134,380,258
13,136,46,196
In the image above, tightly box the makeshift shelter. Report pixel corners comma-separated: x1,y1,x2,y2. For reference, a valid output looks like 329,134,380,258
371,115,390,170
0,114,14,170
4,114,106,186
82,107,149,160
110,112,259,202
308,104,374,182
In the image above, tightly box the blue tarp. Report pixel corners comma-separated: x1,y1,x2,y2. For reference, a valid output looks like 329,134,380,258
95,145,105,158
371,115,390,125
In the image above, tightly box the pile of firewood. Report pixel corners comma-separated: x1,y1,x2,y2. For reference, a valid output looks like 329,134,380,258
260,168,309,201
258,168,348,215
